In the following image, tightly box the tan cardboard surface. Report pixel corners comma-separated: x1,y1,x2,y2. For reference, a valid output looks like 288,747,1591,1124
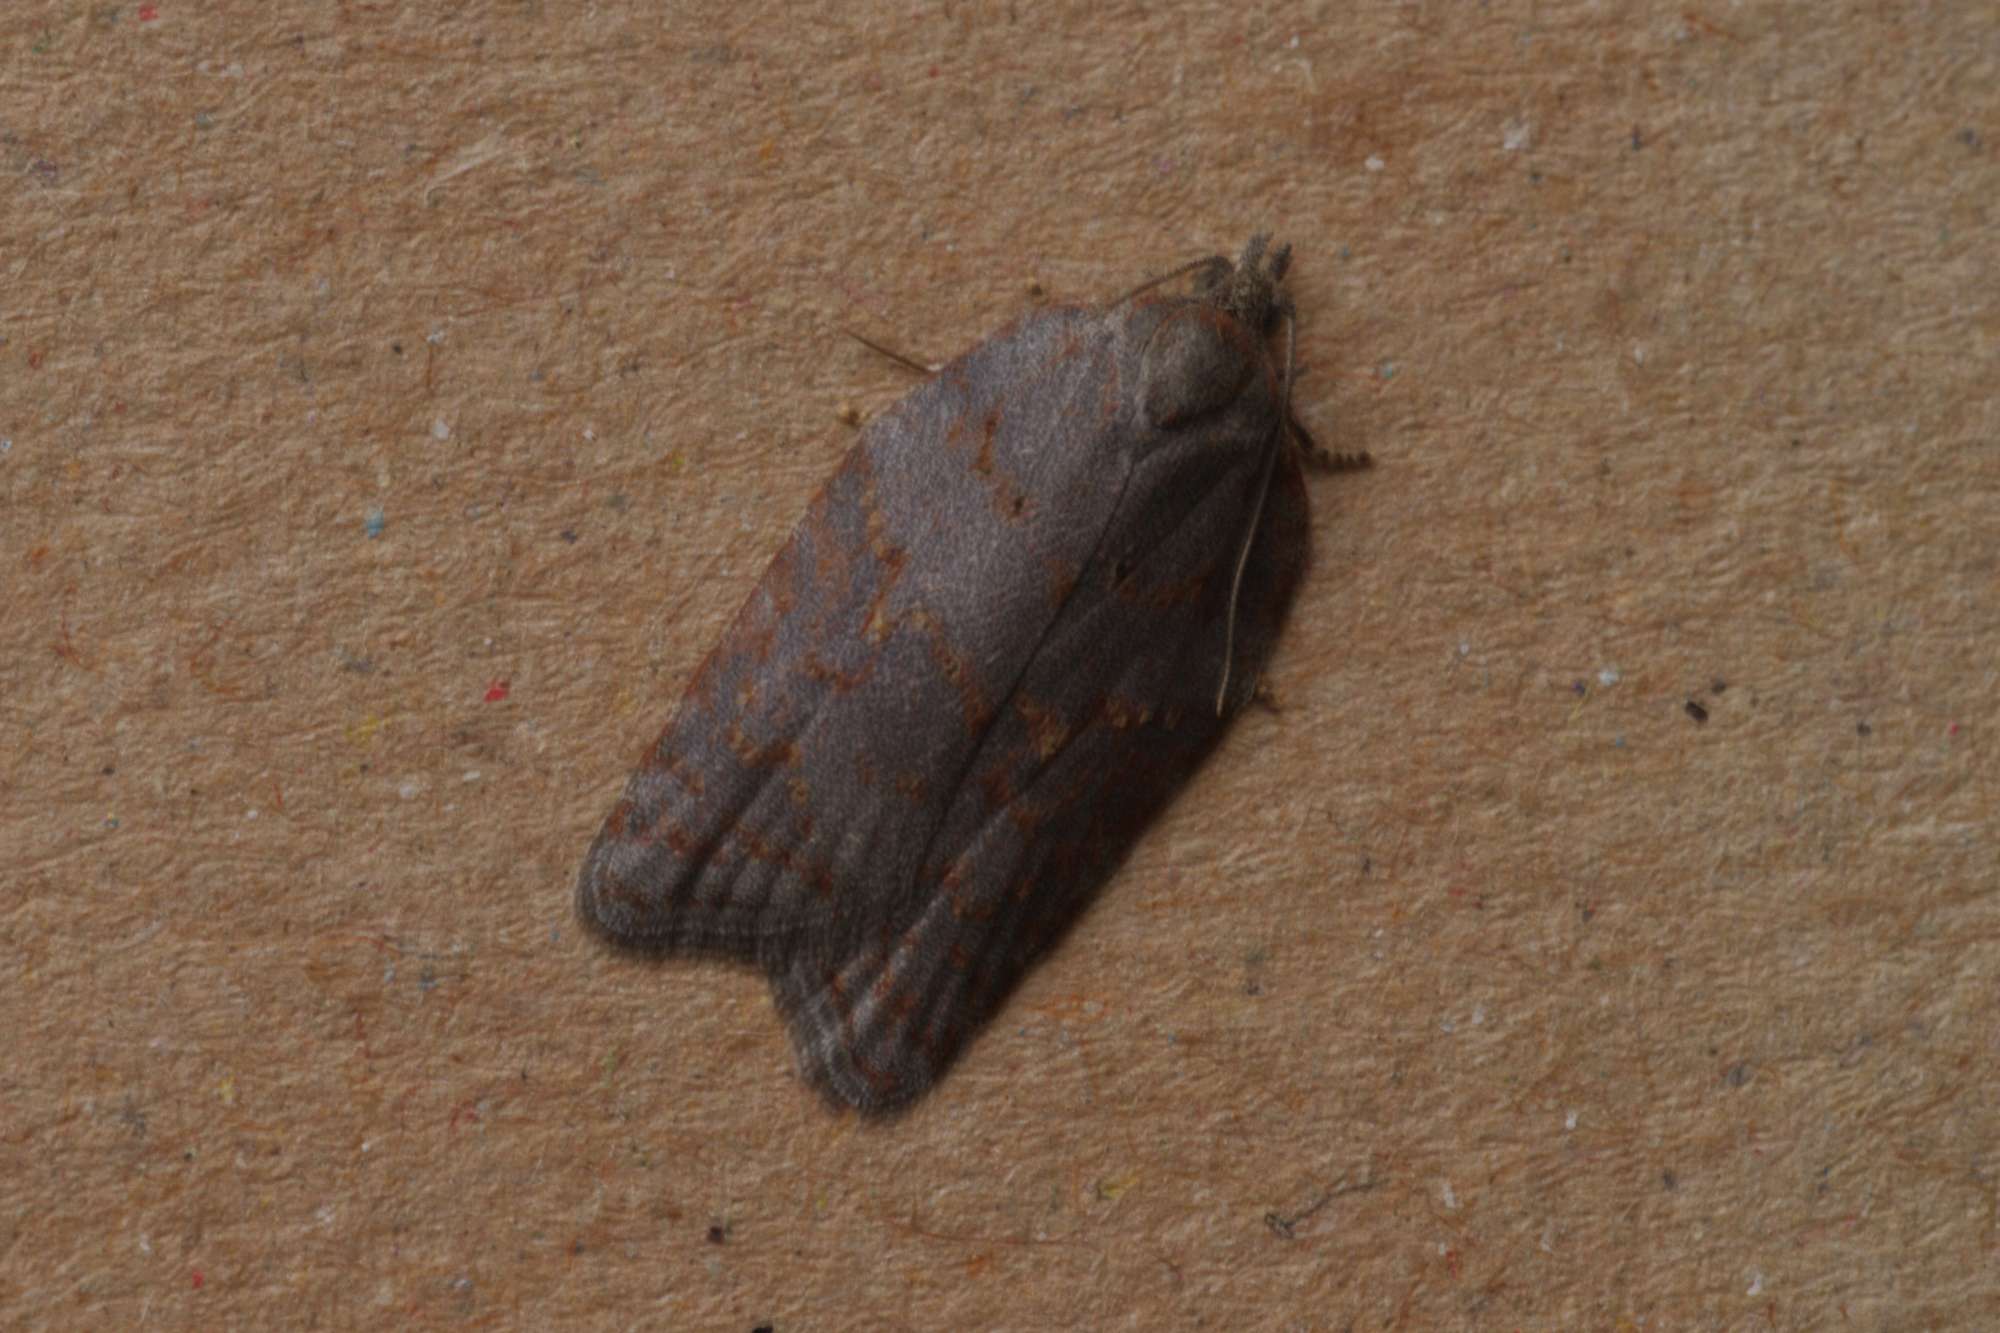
4,3,1995,1327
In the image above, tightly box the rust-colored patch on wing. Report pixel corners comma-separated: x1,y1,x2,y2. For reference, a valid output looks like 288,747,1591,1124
1098,694,1155,730
723,724,799,771
904,604,994,732
1014,693,1072,760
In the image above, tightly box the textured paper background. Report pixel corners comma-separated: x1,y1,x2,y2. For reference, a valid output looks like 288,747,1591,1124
5,3,1995,1327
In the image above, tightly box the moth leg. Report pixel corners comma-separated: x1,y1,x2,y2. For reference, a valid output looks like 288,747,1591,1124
843,328,940,376
1286,411,1327,462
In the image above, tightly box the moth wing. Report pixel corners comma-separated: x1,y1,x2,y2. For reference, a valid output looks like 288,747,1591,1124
576,306,1131,961
573,441,916,960
771,428,1311,1114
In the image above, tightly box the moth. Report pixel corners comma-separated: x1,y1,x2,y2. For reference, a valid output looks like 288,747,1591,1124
577,236,1357,1115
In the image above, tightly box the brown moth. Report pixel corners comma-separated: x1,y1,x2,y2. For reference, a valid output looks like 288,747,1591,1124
578,237,1361,1114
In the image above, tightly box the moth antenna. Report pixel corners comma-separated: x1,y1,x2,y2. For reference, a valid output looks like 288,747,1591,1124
1112,254,1232,308
844,328,940,376
1214,300,1296,716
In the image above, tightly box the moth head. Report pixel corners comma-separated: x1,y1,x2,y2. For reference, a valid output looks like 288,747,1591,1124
1196,234,1293,336
1140,235,1295,431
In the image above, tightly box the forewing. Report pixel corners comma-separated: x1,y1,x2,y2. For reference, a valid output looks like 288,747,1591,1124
768,304,1311,1113
575,305,1132,960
